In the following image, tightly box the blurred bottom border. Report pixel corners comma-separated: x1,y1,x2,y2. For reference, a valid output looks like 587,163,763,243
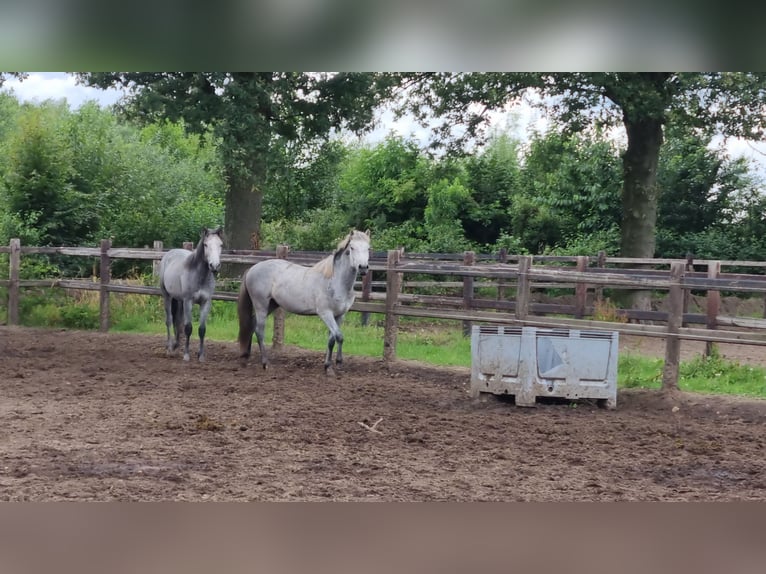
0,502,763,574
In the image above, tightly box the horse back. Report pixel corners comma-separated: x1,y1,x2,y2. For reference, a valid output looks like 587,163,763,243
245,259,320,314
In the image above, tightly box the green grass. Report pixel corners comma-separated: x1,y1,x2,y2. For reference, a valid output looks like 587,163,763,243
7,289,766,399
619,352,766,398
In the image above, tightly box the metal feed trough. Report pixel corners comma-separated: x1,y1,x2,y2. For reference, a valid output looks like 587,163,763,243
470,325,618,408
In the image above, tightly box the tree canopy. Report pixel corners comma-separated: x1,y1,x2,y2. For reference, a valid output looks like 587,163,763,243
77,73,390,250
382,73,766,257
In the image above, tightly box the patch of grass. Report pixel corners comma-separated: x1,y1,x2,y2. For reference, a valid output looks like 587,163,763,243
679,354,766,398
618,354,664,389
619,352,766,398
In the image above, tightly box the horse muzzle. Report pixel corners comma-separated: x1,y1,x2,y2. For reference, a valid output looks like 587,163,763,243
209,263,221,275
358,265,369,276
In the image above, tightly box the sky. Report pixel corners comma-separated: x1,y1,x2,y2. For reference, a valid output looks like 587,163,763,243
2,72,765,176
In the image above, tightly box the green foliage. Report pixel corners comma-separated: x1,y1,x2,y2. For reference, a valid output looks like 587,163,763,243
79,73,389,250
60,304,99,329
337,136,430,230
520,129,622,242
0,97,225,278
1,102,97,247
462,132,521,244
368,221,428,252
424,177,478,253
263,139,348,221
261,208,349,251
546,228,621,257
493,232,528,255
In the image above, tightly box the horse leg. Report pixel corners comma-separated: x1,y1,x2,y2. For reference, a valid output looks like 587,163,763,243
318,311,343,371
182,299,193,362
197,297,212,362
172,298,183,351
334,314,345,366
253,306,269,369
162,294,175,354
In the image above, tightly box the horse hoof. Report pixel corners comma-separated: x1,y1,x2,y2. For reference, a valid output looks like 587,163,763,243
198,356,206,363
183,354,190,362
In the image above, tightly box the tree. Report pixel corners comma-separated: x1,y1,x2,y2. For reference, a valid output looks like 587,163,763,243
462,131,522,245
337,135,430,231
520,128,622,243
1,102,94,247
390,75,765,243
382,72,766,307
77,73,388,250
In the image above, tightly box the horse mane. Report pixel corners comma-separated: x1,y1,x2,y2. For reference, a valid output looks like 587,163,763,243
311,230,369,279
186,234,207,269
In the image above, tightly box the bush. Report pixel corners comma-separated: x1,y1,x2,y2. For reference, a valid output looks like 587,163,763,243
60,305,99,329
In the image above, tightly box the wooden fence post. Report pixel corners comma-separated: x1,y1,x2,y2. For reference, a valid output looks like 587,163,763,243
383,249,403,362
360,248,373,326
682,253,694,327
152,240,163,277
99,239,111,333
515,255,532,321
661,262,685,391
705,261,721,358
497,248,508,300
8,238,20,325
183,241,193,251
574,255,588,319
272,244,289,350
462,251,475,336
595,250,606,303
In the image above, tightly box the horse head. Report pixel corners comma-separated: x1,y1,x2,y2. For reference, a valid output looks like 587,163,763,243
339,228,371,276
201,227,223,275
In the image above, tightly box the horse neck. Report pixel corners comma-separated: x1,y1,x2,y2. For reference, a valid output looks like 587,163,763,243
330,257,358,293
187,240,209,276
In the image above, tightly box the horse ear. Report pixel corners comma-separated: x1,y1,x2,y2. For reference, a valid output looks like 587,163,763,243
201,227,208,237
364,228,371,238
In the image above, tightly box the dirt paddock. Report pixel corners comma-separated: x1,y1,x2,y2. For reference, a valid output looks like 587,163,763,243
1,326,765,501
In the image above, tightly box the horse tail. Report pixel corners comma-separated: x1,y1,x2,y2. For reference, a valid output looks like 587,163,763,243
237,276,254,358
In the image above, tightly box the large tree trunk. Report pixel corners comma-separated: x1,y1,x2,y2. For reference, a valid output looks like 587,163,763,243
620,115,663,312
224,173,263,250
223,169,265,277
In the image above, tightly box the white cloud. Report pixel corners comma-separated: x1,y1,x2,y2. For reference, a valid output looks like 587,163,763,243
1,72,122,108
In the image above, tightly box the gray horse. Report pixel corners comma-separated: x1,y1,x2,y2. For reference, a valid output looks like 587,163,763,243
159,227,223,361
238,229,370,371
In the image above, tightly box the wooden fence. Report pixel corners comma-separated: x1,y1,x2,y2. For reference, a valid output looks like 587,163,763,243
3,239,766,390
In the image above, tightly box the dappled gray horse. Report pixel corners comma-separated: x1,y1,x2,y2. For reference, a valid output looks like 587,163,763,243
159,227,223,361
238,229,371,371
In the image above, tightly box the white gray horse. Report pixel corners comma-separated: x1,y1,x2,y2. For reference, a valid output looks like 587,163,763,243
159,227,223,361
238,229,371,371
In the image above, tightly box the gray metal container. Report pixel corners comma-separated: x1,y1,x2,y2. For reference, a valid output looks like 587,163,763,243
470,325,618,408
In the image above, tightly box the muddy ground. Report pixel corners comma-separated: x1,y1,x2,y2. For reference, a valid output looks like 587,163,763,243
1,326,765,501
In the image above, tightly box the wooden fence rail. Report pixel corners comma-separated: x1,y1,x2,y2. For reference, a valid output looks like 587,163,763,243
3,240,766,390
